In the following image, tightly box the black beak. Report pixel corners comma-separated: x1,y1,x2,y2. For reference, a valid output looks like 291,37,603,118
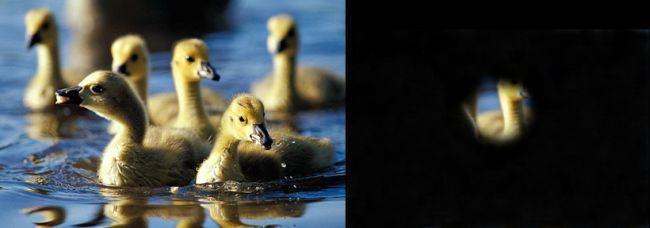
250,123,273,150
27,33,41,49
116,63,129,76
198,61,220,81
276,38,288,53
55,86,83,105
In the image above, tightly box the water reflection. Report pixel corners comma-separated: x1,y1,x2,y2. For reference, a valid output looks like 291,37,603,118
23,196,315,227
64,0,231,75
24,107,86,140
22,206,66,227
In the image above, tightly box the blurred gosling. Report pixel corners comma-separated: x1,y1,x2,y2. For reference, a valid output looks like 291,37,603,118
24,8,83,110
475,79,532,143
251,14,345,113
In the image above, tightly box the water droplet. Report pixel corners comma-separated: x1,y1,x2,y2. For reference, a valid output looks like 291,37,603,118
291,140,296,144
281,162,286,168
293,184,297,188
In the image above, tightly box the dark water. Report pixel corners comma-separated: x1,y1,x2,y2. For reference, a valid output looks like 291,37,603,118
0,0,345,226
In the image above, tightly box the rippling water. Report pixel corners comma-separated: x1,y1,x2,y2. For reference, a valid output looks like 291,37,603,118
0,0,345,226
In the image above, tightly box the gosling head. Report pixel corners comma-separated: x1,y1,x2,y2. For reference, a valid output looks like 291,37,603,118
497,79,528,101
267,14,299,56
25,8,57,49
55,71,142,121
222,94,273,150
171,38,220,82
111,35,149,80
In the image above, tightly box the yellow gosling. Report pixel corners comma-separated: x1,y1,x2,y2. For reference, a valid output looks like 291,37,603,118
108,34,150,134
196,94,335,184
24,8,65,110
24,8,82,110
55,71,210,187
251,14,345,113
475,79,532,143
149,38,224,143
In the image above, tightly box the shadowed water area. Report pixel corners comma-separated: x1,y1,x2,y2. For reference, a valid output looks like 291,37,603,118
0,0,345,226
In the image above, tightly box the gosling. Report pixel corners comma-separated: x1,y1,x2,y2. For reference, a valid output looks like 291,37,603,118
55,71,210,187
24,8,82,110
251,14,345,113
196,94,335,184
153,38,224,143
475,79,532,143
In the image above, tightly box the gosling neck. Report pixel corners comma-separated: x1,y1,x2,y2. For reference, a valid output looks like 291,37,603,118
171,71,211,135
131,72,149,106
206,131,244,181
114,98,148,145
499,93,524,137
271,54,298,111
212,132,240,158
36,42,63,84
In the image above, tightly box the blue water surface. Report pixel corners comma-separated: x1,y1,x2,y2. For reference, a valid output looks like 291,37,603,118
0,0,345,227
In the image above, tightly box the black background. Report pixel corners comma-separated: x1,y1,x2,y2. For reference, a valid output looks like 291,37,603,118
346,4,649,226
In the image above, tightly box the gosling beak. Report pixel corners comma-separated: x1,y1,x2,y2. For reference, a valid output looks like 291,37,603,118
250,123,273,150
198,61,220,81
55,86,83,105
27,33,41,49
115,63,129,76
276,38,288,53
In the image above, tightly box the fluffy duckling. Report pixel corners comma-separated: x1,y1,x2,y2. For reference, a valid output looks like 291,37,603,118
475,79,532,143
55,71,210,187
24,8,82,110
251,14,345,113
196,94,335,184
150,38,224,143
108,34,150,134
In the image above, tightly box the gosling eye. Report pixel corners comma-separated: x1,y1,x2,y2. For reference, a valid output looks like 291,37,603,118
41,22,49,31
90,85,105,94
239,116,246,123
130,54,138,62
186,56,195,63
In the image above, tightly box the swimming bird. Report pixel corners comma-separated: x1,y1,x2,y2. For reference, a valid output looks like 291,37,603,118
196,94,335,184
24,8,82,110
55,71,210,187
148,38,225,143
250,14,345,113
475,79,532,143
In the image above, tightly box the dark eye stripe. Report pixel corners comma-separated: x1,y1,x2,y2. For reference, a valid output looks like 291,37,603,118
130,54,138,62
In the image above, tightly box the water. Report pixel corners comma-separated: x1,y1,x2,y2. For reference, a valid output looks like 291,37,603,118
0,0,345,226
